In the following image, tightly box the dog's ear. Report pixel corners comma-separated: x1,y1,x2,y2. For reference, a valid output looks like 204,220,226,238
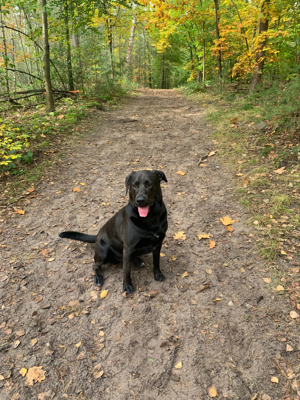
125,172,132,194
154,170,168,183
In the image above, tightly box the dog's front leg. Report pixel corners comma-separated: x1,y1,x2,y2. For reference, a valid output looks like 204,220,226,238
153,244,165,281
123,247,135,294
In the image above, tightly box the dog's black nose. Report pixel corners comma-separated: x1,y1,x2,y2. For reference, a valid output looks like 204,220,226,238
136,195,146,205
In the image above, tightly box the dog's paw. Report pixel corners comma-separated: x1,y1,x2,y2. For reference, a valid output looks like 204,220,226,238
94,275,104,287
133,257,145,268
154,272,165,281
123,283,135,295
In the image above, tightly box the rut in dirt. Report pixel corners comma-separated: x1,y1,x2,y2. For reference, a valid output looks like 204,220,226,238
0,89,299,400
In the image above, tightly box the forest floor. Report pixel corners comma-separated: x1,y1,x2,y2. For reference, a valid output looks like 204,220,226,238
1,89,300,400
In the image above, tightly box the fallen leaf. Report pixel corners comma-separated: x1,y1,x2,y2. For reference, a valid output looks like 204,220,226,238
25,366,45,386
243,177,249,187
77,352,86,360
31,338,37,347
68,314,74,319
220,216,236,226
20,368,27,377
173,231,186,240
16,330,25,337
197,233,210,240
209,240,216,249
75,341,81,348
182,271,188,278
290,311,299,319
91,291,98,300
112,333,121,342
13,340,20,349
93,370,104,379
208,151,217,157
171,255,177,261
274,166,286,174
58,114,64,119
275,285,284,291
206,268,212,274
214,298,222,302
99,331,105,337
160,253,165,257
226,226,234,232
271,376,279,383
174,361,182,369
73,187,81,192
11,394,20,400
17,210,25,215
251,395,257,400
263,278,271,284
286,344,293,352
40,249,48,257
47,258,55,262
191,299,197,305
177,171,186,176
79,182,85,186
280,250,286,255
236,173,244,176
208,385,218,397
100,290,108,299
199,163,207,167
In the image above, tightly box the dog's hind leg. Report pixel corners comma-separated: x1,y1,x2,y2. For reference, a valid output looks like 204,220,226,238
132,257,145,268
93,242,105,287
153,244,165,281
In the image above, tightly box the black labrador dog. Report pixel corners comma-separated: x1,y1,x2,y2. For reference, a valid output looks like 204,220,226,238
59,170,168,294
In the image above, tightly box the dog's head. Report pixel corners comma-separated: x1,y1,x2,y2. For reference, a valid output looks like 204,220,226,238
125,170,167,217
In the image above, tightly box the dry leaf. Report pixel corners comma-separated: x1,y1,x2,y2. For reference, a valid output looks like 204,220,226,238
68,314,74,320
17,210,25,215
280,250,286,255
31,338,37,347
20,368,27,377
174,361,182,369
209,240,216,249
160,253,165,257
171,255,177,261
208,385,218,397
73,187,81,192
271,376,279,383
263,278,271,284
206,268,212,274
226,226,234,232
16,330,25,337
274,166,286,174
173,231,186,240
290,311,299,319
182,271,188,278
40,249,48,257
77,352,86,360
236,173,244,176
199,163,207,167
286,344,293,352
275,285,284,291
191,299,197,305
91,291,98,300
99,331,105,337
58,114,64,119
208,151,217,157
220,216,236,226
79,182,85,186
75,341,81,347
13,340,20,349
197,233,210,240
243,177,249,187
25,366,46,386
93,370,104,379
177,171,186,176
100,290,108,299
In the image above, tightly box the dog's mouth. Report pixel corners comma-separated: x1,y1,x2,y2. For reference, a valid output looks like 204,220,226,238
138,205,150,218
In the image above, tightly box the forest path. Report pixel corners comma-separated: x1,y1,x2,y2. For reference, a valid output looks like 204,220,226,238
1,89,299,400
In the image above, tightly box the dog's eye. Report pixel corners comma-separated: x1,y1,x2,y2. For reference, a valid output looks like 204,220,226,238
132,182,139,188
144,180,152,187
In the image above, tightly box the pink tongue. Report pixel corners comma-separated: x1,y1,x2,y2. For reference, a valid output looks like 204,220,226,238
138,205,150,217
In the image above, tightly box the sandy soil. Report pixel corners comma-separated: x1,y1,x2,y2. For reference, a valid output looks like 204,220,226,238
0,89,299,400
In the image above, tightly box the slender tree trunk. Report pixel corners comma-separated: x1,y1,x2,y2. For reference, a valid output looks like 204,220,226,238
251,0,270,90
0,6,9,94
72,34,84,92
213,0,222,79
161,52,165,89
11,38,17,91
106,19,114,80
64,3,74,91
125,8,137,72
40,0,54,111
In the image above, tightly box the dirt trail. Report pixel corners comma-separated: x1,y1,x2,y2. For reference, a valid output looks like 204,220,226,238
1,89,299,400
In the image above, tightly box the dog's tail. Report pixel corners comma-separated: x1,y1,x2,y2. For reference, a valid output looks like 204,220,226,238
59,231,96,243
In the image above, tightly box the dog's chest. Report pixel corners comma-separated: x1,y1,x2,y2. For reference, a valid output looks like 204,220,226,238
134,231,165,254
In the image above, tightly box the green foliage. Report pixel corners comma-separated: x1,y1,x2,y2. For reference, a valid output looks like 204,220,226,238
0,123,29,167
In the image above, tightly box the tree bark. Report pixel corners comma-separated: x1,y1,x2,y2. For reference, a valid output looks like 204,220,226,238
125,10,137,71
251,0,270,90
40,0,54,111
0,5,9,94
64,3,74,91
213,0,222,79
106,18,115,80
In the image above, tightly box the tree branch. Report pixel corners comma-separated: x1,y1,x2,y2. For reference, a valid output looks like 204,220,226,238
7,68,43,82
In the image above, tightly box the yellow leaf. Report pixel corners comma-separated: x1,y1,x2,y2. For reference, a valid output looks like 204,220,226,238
275,285,284,291
263,278,271,284
197,233,210,240
80,182,85,186
206,268,212,274
177,171,186,176
174,361,182,369
171,255,177,261
31,339,37,347
209,240,216,249
68,313,74,319
208,151,217,157
73,187,81,192
160,253,165,257
182,271,188,278
99,330,105,337
75,341,81,347
208,385,218,397
20,368,27,377
214,298,222,302
199,163,207,167
17,210,25,215
101,290,108,299
226,226,234,232
220,216,236,226
280,250,286,255
25,366,45,386
274,166,286,174
173,231,186,240
236,173,244,176
271,376,279,383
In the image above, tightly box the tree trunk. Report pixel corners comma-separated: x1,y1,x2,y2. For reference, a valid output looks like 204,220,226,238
0,5,9,94
213,0,222,79
125,7,137,71
251,0,270,90
64,3,74,91
106,19,114,80
161,52,165,89
40,0,54,111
